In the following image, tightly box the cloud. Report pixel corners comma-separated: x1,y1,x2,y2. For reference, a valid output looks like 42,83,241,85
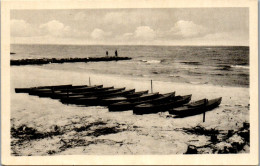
103,11,169,27
40,20,71,37
39,20,88,38
91,28,111,39
170,20,208,38
134,26,156,40
11,15,248,46
119,26,156,42
11,19,39,37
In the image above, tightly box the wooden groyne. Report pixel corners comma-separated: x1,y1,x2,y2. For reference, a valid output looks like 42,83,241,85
11,57,132,66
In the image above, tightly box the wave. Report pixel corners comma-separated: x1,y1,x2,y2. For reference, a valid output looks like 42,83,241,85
231,65,249,69
211,73,225,76
141,60,161,64
215,65,232,71
189,81,209,85
180,61,202,65
216,64,249,70
169,75,181,78
187,71,203,76
238,73,249,77
188,81,202,85
212,58,222,61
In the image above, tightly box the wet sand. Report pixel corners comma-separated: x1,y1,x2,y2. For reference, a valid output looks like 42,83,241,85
10,66,250,155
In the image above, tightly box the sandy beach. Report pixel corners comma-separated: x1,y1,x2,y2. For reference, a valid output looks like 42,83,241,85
10,66,250,155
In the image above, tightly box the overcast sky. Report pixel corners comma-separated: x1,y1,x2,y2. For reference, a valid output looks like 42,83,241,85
11,8,249,46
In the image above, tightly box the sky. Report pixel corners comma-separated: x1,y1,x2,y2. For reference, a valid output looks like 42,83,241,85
11,8,249,46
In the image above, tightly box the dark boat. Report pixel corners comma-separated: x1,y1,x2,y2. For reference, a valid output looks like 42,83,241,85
29,85,103,95
15,88,33,93
81,87,126,97
100,97,128,106
99,89,139,105
60,89,133,105
51,86,114,99
169,97,222,117
59,85,103,93
100,89,135,98
108,92,173,112
35,84,73,90
60,88,125,102
15,84,73,93
124,90,149,98
104,91,175,107
133,94,192,115
86,90,149,106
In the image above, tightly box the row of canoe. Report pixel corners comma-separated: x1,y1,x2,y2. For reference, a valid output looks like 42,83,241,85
15,84,222,117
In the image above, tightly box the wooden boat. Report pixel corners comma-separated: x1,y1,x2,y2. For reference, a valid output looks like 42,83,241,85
102,91,173,107
124,90,149,98
60,89,133,105
59,87,126,101
60,88,130,101
51,86,114,99
29,85,103,95
100,89,135,98
35,84,73,89
169,97,222,117
108,92,174,112
100,97,128,106
15,84,73,93
58,85,103,93
15,87,33,93
133,94,191,115
77,90,148,106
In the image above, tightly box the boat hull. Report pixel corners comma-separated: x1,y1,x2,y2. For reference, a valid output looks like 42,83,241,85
169,97,222,117
51,86,115,99
108,92,174,112
60,89,134,105
29,85,104,96
133,94,192,115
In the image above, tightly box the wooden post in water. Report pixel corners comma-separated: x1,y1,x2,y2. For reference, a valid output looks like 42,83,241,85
203,111,206,122
89,77,91,86
151,80,153,93
66,87,69,105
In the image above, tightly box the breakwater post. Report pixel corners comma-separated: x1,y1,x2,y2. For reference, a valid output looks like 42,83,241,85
66,87,69,105
203,111,206,122
151,80,153,93
11,56,132,66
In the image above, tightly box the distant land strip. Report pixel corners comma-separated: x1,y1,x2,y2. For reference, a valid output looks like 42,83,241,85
10,57,132,66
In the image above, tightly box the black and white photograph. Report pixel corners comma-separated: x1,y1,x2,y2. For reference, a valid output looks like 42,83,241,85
1,0,258,165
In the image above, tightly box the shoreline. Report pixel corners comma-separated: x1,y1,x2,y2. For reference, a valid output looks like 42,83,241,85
33,62,250,89
12,64,250,89
10,66,250,155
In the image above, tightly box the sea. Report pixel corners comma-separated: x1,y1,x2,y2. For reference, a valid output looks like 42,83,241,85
10,44,249,88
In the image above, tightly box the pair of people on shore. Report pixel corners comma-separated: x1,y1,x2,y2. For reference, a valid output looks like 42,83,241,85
106,50,118,57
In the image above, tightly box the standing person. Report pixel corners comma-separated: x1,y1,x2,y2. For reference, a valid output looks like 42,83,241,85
115,50,118,57
106,51,108,57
